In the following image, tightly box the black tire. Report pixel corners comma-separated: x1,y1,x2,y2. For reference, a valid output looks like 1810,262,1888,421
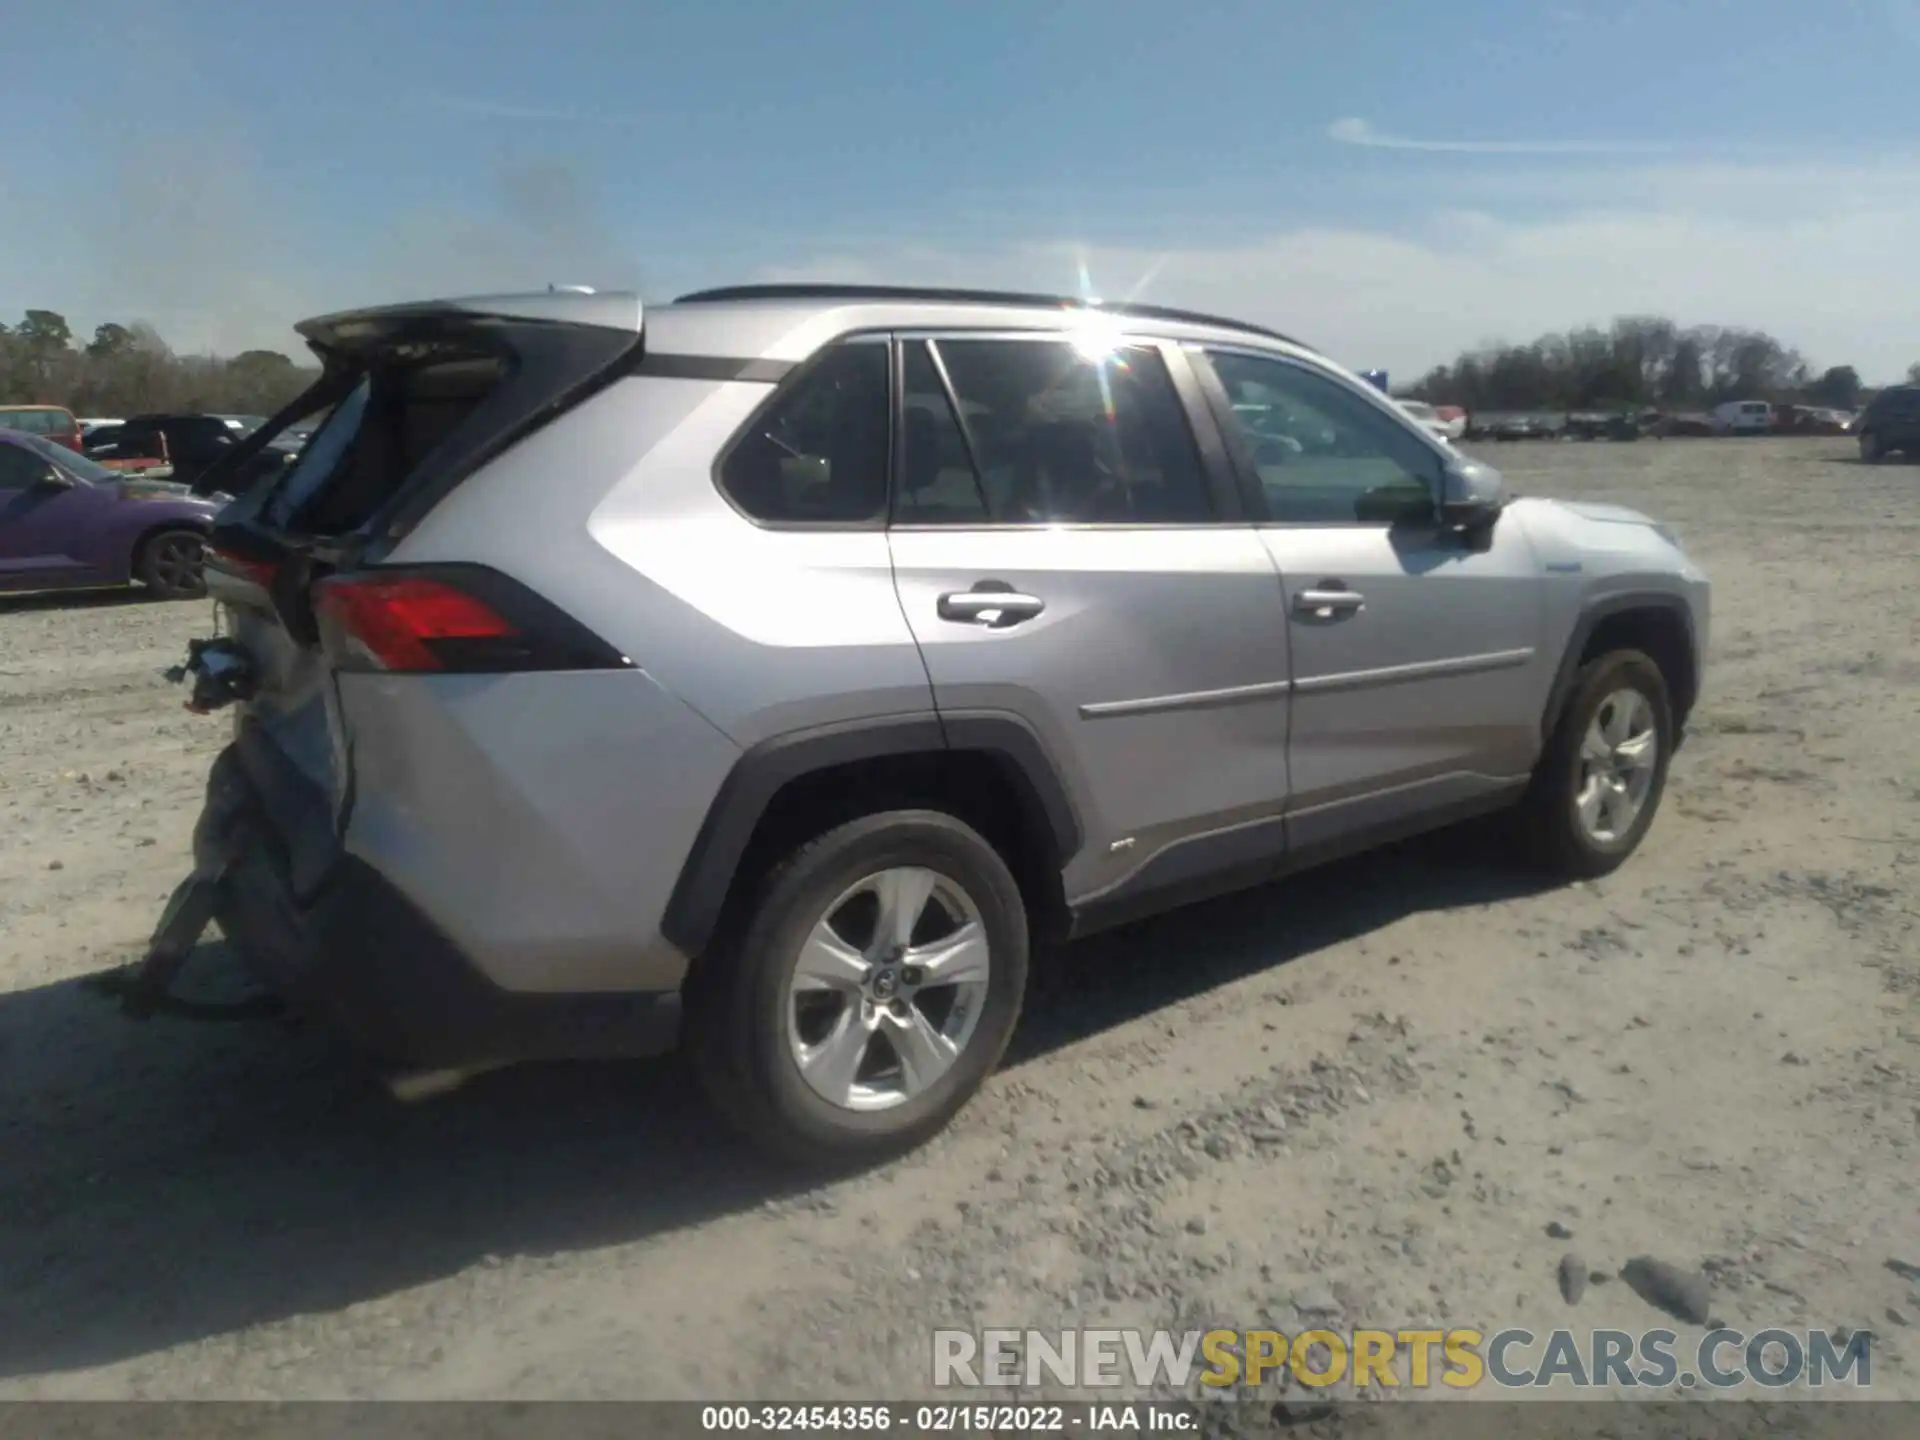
1516,649,1674,880
1859,431,1883,464
685,809,1029,1167
136,527,207,599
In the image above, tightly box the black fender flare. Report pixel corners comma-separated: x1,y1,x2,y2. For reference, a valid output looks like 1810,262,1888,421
660,710,1082,957
1540,591,1700,740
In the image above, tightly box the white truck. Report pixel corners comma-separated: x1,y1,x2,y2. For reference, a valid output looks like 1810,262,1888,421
1710,399,1773,435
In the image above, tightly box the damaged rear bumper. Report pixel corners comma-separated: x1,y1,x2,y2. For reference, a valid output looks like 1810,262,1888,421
154,727,683,1073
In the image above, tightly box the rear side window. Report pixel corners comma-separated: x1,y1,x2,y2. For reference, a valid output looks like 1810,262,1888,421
896,337,1212,525
718,341,890,524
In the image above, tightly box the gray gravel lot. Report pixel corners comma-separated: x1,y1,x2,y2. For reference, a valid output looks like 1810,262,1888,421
1,438,1916,1403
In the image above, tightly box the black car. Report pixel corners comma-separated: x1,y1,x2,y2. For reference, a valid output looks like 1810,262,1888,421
1856,386,1920,462
89,413,297,495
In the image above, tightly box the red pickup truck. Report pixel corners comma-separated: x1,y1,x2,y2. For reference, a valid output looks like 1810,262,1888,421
0,404,86,454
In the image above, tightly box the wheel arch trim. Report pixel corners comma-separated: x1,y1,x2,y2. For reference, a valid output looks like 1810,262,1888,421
661,710,1082,957
1541,591,1699,740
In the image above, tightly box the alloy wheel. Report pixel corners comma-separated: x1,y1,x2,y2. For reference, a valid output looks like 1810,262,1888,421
785,866,992,1112
1574,688,1659,844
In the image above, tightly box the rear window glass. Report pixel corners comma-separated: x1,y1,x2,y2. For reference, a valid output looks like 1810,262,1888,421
0,408,71,435
263,354,509,535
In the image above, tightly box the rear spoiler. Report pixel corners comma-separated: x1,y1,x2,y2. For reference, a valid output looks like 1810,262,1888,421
296,290,644,358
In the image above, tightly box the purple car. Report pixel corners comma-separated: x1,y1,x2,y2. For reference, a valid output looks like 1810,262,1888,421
0,430,227,599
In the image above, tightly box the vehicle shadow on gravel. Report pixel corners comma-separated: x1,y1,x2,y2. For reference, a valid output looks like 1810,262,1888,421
0,825,1547,1381
0,587,163,615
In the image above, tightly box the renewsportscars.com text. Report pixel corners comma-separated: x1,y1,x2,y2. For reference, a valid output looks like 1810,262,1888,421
933,1326,1873,1392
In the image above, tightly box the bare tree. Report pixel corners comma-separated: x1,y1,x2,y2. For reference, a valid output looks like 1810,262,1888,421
1409,317,1824,412
0,309,317,416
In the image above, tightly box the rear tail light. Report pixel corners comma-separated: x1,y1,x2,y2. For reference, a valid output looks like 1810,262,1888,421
313,565,633,675
205,545,281,589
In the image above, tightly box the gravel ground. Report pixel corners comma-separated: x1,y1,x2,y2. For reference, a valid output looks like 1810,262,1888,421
1,437,1916,1406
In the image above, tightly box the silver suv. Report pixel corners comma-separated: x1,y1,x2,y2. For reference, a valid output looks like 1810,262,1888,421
143,284,1710,1162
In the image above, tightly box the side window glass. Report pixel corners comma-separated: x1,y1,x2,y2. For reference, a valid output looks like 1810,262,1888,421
897,341,990,524
1206,351,1441,524
902,338,1212,525
719,341,890,524
0,445,47,489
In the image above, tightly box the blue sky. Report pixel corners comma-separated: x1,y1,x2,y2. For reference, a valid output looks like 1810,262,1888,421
4,0,1917,378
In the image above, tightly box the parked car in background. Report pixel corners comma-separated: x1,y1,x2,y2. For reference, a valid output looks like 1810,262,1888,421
1394,399,1455,444
75,423,176,477
1431,404,1467,441
1486,412,1560,441
1855,384,1920,463
78,417,123,437
0,404,85,454
148,283,1710,1163
95,413,302,495
1646,412,1715,438
1565,412,1643,442
1710,400,1772,435
1772,405,1852,437
0,430,226,598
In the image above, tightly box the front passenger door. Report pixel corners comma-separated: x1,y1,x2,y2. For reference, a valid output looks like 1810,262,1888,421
1193,347,1548,854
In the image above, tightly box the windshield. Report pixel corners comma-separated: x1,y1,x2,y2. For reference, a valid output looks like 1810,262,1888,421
9,430,118,484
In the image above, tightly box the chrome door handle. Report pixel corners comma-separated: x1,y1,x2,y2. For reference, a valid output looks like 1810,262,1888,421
1294,587,1366,619
937,586,1046,627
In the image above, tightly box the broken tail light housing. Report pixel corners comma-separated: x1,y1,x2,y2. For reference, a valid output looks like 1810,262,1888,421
205,546,281,589
313,564,633,675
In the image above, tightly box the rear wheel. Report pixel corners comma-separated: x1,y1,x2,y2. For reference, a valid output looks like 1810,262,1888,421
136,528,207,599
686,810,1029,1166
1517,650,1673,879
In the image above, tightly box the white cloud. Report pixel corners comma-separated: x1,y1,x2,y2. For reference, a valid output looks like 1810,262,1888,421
9,139,1915,388
752,161,1920,384
1326,117,1675,156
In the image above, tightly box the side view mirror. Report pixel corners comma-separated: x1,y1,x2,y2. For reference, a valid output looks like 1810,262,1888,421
1439,455,1509,531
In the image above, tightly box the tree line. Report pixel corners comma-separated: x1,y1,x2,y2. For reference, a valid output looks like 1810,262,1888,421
0,310,320,418
8,304,1917,424
1406,316,1920,415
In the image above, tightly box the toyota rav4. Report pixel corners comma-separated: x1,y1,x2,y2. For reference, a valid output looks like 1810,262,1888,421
140,284,1710,1163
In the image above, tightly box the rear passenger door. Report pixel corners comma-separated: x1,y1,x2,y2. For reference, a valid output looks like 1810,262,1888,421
886,332,1294,909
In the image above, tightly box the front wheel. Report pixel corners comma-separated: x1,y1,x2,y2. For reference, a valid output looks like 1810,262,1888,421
1859,431,1885,464
1517,650,1674,879
136,527,207,599
685,810,1029,1166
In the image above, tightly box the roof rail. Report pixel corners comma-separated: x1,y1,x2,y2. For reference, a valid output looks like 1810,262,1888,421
671,283,1312,352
